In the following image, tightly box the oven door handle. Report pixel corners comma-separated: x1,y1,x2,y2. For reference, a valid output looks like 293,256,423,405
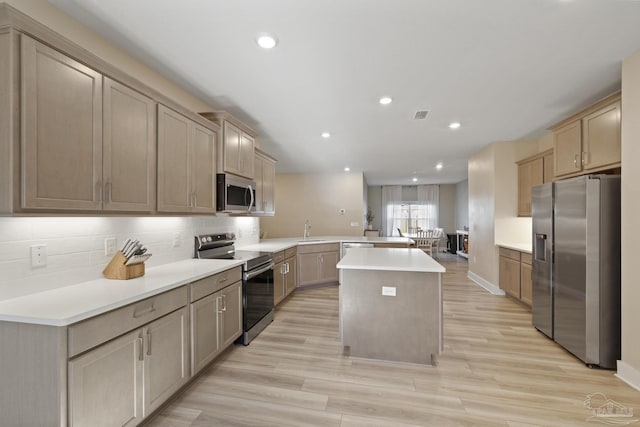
244,262,275,281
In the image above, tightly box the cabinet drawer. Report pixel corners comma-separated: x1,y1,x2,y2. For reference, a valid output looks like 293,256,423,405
284,247,297,258
190,266,242,303
273,251,285,264
499,247,521,261
297,243,339,254
521,252,532,265
68,286,188,358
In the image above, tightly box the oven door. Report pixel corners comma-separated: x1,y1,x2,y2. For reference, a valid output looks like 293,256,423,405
243,261,274,333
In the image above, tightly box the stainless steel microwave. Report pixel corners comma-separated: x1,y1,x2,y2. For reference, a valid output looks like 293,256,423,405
216,174,256,213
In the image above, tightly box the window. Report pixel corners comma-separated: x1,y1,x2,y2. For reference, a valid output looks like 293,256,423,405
388,202,438,235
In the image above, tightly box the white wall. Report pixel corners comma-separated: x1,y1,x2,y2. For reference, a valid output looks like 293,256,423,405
367,186,383,231
438,184,457,234
0,216,259,301
620,48,640,383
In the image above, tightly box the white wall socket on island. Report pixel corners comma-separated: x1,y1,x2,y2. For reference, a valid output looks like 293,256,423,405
350,221,359,227
382,286,396,297
172,232,183,248
104,237,117,256
31,244,47,268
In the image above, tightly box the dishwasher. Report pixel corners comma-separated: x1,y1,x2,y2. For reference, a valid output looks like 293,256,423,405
341,242,374,258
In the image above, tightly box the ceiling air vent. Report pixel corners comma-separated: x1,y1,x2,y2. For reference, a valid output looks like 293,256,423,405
413,110,429,120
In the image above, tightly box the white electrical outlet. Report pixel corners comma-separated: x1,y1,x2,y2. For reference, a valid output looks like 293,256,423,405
350,221,359,227
172,232,182,247
31,244,47,268
382,286,396,297
104,237,117,256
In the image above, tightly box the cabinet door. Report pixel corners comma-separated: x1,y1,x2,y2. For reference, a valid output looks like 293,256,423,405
553,120,582,177
21,35,103,211
144,308,189,416
517,158,543,217
499,256,521,299
239,133,255,179
221,281,243,349
319,251,339,283
191,123,216,213
274,261,285,305
190,292,221,375
286,256,297,295
262,156,276,214
520,262,533,306
254,154,264,213
68,329,143,427
223,121,241,175
157,105,191,212
543,152,554,184
298,253,320,286
103,78,156,212
582,100,621,171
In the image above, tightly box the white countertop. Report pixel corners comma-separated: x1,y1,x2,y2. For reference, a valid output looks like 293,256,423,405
239,236,413,253
337,248,446,273
0,259,243,327
496,242,532,253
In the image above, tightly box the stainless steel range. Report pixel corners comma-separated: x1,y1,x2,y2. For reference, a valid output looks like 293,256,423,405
195,233,274,345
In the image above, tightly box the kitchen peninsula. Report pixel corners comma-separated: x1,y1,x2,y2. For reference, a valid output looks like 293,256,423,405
337,247,446,365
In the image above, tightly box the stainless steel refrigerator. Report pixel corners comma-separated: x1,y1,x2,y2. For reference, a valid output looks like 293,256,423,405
532,175,620,369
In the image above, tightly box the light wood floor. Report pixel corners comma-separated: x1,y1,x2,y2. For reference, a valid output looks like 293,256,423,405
148,254,640,426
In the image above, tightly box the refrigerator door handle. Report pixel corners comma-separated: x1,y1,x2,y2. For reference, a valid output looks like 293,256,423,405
535,233,547,262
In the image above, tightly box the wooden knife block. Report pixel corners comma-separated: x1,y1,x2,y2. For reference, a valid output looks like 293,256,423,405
103,251,145,280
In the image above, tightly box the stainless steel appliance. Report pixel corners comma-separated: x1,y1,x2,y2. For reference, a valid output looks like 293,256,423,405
216,174,256,213
195,233,274,345
532,175,621,368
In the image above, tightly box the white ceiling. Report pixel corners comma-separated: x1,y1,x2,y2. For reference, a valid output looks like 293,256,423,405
51,0,640,185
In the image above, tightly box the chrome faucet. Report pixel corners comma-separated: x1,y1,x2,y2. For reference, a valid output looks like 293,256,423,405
304,220,311,239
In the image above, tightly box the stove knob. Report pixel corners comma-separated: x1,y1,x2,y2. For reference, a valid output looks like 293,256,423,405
201,237,207,244
207,237,213,242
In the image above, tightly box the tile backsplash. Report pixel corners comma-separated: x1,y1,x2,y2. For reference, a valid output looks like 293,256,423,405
0,215,259,301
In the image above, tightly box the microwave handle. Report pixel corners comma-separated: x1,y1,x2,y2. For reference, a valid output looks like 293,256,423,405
247,184,254,213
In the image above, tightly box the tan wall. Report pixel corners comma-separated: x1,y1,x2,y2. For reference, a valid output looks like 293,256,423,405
367,185,383,231
468,139,538,286
438,184,457,234
456,179,469,231
621,48,640,375
5,0,211,113
261,173,365,238
468,144,497,283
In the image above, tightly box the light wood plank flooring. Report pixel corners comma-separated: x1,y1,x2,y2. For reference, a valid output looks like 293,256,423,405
147,254,640,426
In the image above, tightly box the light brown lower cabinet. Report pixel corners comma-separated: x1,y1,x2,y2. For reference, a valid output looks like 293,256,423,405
68,307,189,426
274,247,298,305
298,243,340,287
498,247,532,307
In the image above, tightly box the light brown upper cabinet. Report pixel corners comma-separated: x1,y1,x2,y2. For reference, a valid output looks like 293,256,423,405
103,78,156,212
517,149,552,217
200,112,256,180
254,149,276,215
21,35,103,211
551,92,621,179
20,36,158,213
157,105,216,214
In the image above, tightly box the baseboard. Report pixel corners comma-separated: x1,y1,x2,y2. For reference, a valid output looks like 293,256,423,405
616,360,640,391
467,271,505,296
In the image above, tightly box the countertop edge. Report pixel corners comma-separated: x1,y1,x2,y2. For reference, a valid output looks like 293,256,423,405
496,243,532,253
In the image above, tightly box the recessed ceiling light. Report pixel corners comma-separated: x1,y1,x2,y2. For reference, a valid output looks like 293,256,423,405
379,96,392,105
344,167,350,172
449,122,461,129
256,33,278,49
321,132,331,139
412,177,418,182
436,163,443,170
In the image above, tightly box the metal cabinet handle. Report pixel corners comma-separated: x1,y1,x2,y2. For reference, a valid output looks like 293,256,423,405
582,151,588,166
146,329,152,356
222,294,227,312
217,296,223,314
573,154,579,168
218,276,228,283
96,180,103,202
138,336,144,361
133,303,155,318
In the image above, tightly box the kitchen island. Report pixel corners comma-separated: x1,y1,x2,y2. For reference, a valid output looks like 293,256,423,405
337,247,445,365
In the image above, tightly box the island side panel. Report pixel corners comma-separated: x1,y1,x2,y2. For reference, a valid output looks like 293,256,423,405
0,321,67,426
340,269,441,365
